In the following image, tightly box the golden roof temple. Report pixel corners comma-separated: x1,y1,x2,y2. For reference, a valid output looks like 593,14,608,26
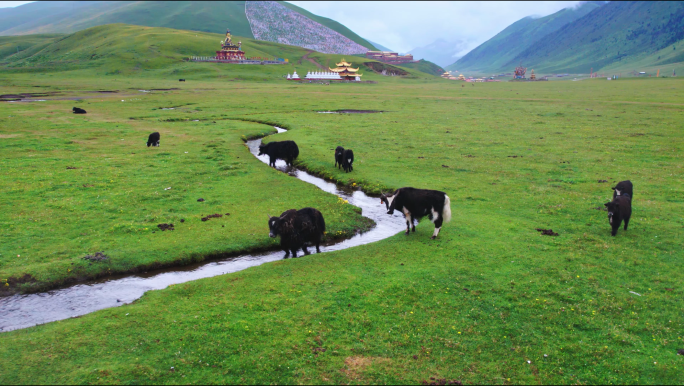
329,58,362,80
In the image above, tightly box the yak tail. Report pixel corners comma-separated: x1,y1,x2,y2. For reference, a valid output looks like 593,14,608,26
442,195,452,223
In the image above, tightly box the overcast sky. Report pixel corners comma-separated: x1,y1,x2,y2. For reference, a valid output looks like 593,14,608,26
2,1,581,53
290,1,580,53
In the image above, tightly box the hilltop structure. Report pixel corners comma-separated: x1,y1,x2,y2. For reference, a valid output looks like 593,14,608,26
365,51,414,64
216,29,245,61
330,59,362,80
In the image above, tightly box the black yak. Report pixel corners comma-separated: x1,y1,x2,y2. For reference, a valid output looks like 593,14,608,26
147,132,160,147
612,180,633,199
604,193,632,236
258,140,299,167
179,79,186,82
342,149,354,173
267,208,326,258
334,146,345,169
72,107,86,114
381,187,451,239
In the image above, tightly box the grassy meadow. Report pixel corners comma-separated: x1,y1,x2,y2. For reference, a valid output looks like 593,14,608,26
1,25,684,384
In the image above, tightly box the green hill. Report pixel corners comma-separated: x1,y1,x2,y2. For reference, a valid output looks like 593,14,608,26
0,1,376,53
397,59,445,76
0,24,427,80
510,1,684,74
447,1,603,74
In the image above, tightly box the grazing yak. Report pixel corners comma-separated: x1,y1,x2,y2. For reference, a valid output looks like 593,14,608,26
72,107,86,114
267,208,326,258
179,79,186,82
612,180,633,199
258,140,299,167
147,132,160,147
334,146,345,169
342,149,354,173
381,187,451,239
605,193,632,236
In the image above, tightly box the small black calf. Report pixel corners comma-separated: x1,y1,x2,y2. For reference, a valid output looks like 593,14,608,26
147,132,160,147
268,208,326,258
604,194,632,236
258,140,299,167
342,149,354,172
179,79,186,82
612,180,633,199
72,107,87,114
335,146,345,169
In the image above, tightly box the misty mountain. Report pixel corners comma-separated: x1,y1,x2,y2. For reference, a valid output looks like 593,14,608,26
408,38,470,68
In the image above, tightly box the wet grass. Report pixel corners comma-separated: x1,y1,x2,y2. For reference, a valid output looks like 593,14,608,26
1,70,683,384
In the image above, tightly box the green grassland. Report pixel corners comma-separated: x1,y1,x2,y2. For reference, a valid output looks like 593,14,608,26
1,25,684,384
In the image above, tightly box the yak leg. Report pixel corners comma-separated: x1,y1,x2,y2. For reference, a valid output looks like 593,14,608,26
302,246,310,255
283,249,290,259
403,209,412,235
624,216,630,230
431,217,444,240
291,248,298,258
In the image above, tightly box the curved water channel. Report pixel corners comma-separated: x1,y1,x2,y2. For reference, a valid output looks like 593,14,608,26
0,128,406,332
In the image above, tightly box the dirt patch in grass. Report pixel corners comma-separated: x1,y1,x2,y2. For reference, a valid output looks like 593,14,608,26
83,252,109,262
201,213,229,222
157,223,175,231
536,228,559,236
341,356,391,380
0,134,21,138
421,378,463,385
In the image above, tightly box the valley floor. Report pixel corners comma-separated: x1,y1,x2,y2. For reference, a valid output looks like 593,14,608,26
1,74,683,384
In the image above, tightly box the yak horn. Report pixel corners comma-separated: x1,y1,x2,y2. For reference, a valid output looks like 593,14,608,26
266,213,271,219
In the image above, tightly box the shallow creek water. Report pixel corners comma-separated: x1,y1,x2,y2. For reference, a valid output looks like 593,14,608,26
0,128,406,332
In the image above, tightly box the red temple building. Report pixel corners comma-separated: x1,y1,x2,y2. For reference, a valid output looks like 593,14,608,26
216,29,245,61
365,51,414,64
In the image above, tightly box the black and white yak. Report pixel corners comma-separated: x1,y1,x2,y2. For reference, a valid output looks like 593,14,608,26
147,132,160,147
342,149,354,173
604,193,632,236
334,146,345,169
258,140,299,167
380,187,451,239
267,208,326,258
612,180,633,200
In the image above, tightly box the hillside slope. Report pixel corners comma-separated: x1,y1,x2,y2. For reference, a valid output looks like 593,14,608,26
278,2,376,50
0,24,430,80
447,1,603,73
0,1,376,54
511,1,684,73
0,1,254,38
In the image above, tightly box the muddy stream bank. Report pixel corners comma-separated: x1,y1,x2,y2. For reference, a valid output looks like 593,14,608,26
0,127,406,332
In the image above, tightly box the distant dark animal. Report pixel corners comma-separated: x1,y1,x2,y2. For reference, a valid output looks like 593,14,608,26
267,208,326,258
179,79,186,82
342,149,354,172
258,140,299,167
334,146,345,169
147,132,160,147
380,187,451,239
72,107,86,114
604,193,632,236
612,180,633,199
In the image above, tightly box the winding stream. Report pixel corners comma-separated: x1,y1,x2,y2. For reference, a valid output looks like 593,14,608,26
0,128,406,332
